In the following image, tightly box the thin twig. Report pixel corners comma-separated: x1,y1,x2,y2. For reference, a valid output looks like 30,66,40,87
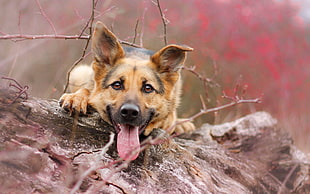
0,33,142,48
132,19,139,44
183,62,220,101
277,163,299,194
63,0,97,93
63,40,91,93
119,39,142,48
140,97,262,148
78,0,99,37
200,95,207,110
70,132,115,194
35,0,57,35
89,158,132,193
155,0,168,45
182,66,220,88
222,76,250,102
2,77,29,104
0,34,90,41
94,6,117,20
18,11,22,34
168,98,262,134
139,5,148,47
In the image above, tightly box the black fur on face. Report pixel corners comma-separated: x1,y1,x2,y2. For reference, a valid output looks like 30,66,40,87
107,103,155,134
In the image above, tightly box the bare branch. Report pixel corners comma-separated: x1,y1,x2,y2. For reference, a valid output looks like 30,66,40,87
133,19,139,44
1,77,29,103
222,76,253,102
119,39,142,48
78,0,99,37
139,5,148,47
200,95,207,110
70,132,115,194
62,41,91,93
0,34,90,41
63,0,97,93
35,0,57,35
0,34,142,48
94,6,117,20
154,0,168,45
18,11,22,33
169,98,261,135
182,65,220,88
277,163,299,194
61,1,143,93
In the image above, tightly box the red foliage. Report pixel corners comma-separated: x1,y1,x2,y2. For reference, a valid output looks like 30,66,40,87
147,0,310,120
120,0,309,123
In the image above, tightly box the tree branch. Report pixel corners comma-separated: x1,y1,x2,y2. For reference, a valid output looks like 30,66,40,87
183,65,220,88
154,0,168,45
70,132,115,194
35,0,57,35
132,19,139,45
0,34,90,41
62,0,97,93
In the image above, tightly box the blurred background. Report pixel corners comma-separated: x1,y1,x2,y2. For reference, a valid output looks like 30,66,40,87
0,0,309,152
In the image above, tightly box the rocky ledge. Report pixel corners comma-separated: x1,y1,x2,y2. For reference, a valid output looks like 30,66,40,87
0,88,309,193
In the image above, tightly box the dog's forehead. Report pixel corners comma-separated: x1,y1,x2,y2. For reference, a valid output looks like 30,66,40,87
103,57,159,85
120,57,150,67
115,58,155,78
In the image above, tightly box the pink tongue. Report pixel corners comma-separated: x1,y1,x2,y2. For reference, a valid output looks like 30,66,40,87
117,125,140,160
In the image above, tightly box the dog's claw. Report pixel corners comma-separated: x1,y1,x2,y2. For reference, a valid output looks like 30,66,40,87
59,88,90,116
64,102,70,108
59,99,64,106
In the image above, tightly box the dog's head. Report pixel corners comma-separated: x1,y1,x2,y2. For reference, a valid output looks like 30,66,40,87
88,21,192,160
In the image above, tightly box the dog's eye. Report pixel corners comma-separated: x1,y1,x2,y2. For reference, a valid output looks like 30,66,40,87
142,84,155,93
111,81,123,90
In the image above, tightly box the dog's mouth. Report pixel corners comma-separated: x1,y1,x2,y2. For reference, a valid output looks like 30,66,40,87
108,106,154,161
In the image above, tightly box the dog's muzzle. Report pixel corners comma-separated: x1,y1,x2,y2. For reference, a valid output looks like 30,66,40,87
119,103,141,125
107,103,154,161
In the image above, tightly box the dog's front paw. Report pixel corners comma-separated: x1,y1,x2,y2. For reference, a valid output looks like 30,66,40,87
174,119,196,134
59,88,90,115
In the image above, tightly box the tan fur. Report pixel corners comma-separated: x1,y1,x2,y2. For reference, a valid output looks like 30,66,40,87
68,65,94,93
60,21,195,135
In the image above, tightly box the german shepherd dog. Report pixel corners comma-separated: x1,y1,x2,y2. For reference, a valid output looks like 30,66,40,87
59,22,195,160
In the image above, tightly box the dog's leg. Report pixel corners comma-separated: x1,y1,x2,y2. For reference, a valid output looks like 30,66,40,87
174,118,195,134
59,65,93,115
59,88,90,115
152,111,195,135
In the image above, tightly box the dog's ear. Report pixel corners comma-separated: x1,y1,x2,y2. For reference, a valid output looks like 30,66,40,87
92,21,125,66
151,44,193,73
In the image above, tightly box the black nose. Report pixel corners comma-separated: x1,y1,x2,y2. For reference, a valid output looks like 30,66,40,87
120,103,140,121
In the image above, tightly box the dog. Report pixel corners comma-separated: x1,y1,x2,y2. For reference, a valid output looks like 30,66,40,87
59,21,195,160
